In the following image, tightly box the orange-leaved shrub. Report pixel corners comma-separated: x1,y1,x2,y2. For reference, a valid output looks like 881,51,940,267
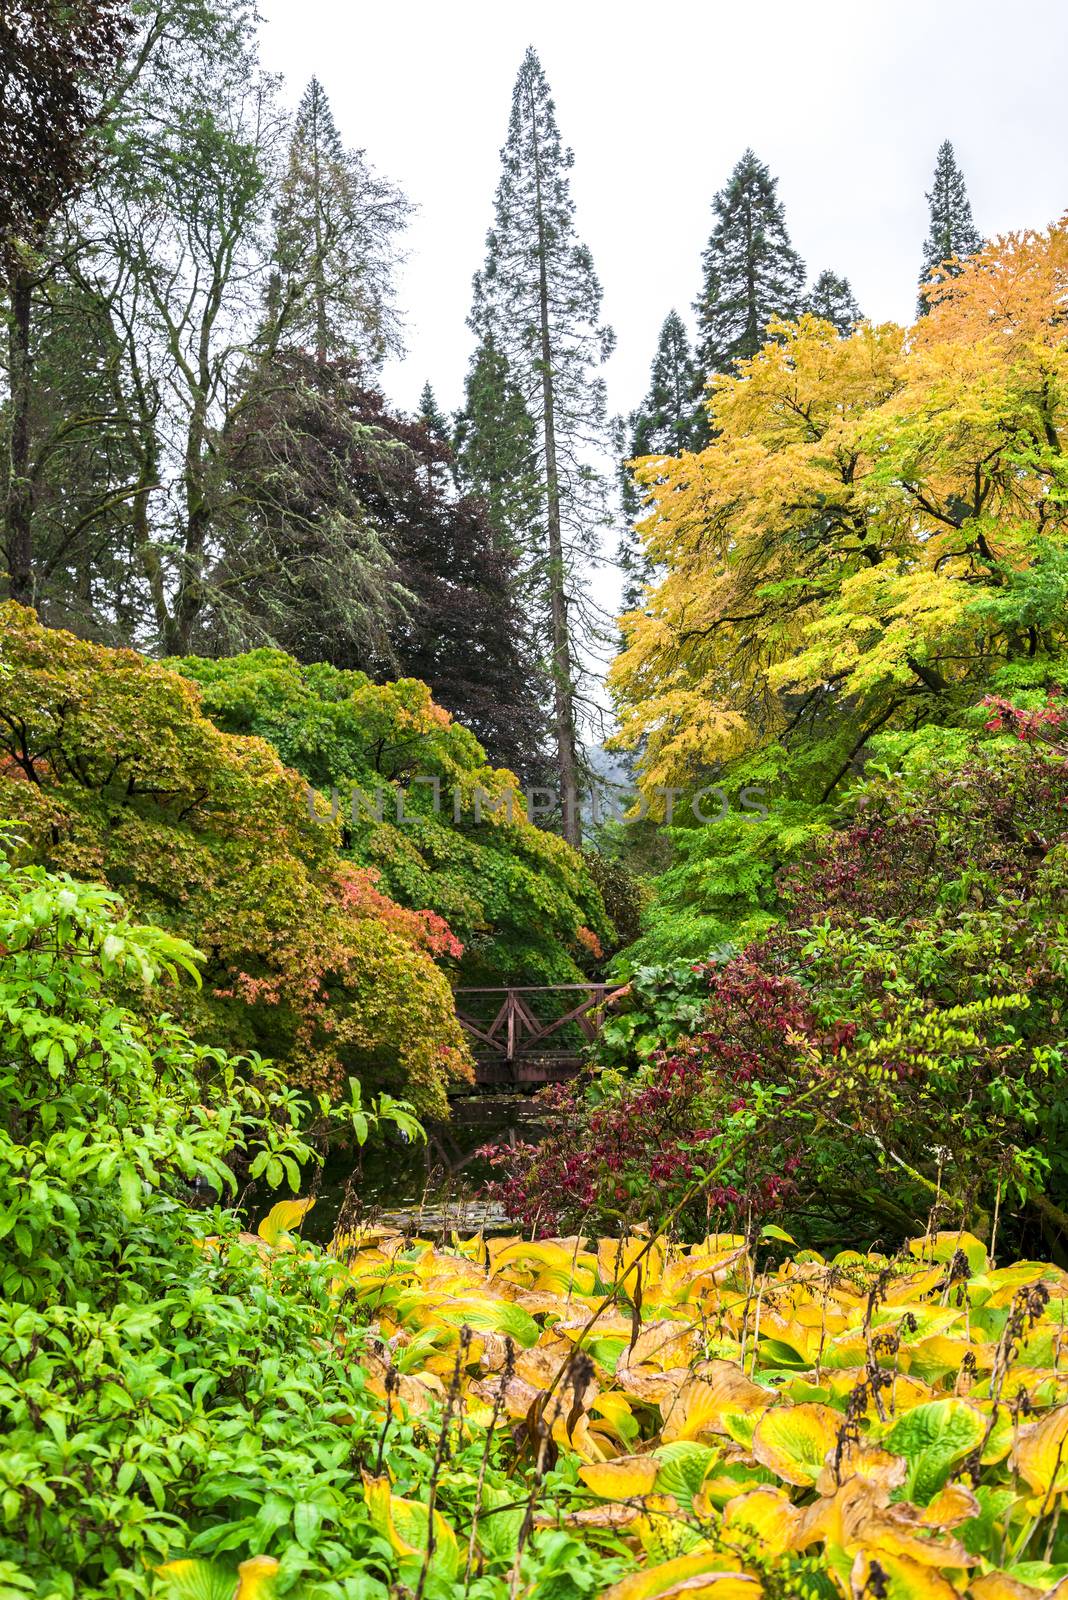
0,603,471,1114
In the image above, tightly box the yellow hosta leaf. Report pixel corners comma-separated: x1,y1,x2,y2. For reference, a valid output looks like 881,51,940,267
797,1476,974,1568
599,1551,760,1600
257,1198,315,1248
752,1403,842,1488
815,1440,908,1498
969,1575,1048,1600
849,1548,962,1600
632,1494,694,1561
906,1335,994,1384
907,1231,989,1275
235,1558,280,1600
360,1473,460,1580
660,1363,773,1444
490,1238,598,1295
658,1247,748,1302
720,1487,803,1554
592,1391,641,1444
598,1235,667,1291
580,1456,660,1500
920,1482,980,1527
882,1268,947,1303
628,1321,700,1372
1010,1404,1068,1497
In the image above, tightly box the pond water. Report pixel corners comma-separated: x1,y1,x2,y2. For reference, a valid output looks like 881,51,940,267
301,1092,548,1244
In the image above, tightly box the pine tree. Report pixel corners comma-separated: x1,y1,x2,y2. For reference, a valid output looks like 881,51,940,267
694,149,805,374
271,77,411,367
917,141,983,316
471,46,615,845
619,311,706,610
453,332,542,562
417,382,449,446
415,381,451,492
628,311,706,462
804,269,863,334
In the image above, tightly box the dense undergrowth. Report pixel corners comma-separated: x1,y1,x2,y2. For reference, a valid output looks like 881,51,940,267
492,722,1068,1260
7,839,1068,1599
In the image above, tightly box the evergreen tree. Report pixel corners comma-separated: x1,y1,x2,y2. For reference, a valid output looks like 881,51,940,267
694,149,805,374
628,311,706,463
804,269,863,334
471,46,615,845
221,362,546,777
619,310,706,610
271,77,410,367
415,381,450,493
417,382,449,446
453,332,542,562
917,141,982,316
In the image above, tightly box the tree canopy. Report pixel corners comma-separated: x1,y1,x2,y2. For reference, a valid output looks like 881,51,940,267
0,602,470,1114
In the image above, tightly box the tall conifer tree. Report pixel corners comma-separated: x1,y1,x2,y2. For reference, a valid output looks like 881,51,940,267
804,269,863,334
627,311,705,463
619,311,706,609
470,46,614,845
454,332,542,563
271,77,410,367
917,141,982,315
695,149,805,374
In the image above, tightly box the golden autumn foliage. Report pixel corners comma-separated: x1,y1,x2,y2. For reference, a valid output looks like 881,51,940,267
611,216,1068,809
247,1206,1068,1597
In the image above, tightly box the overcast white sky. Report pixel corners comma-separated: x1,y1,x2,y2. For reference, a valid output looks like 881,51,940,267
258,0,1068,424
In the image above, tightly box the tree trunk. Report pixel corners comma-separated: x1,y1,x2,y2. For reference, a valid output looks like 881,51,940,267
4,268,35,605
528,84,581,848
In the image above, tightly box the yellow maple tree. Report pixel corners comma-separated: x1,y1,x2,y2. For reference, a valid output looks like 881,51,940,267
611,216,1068,808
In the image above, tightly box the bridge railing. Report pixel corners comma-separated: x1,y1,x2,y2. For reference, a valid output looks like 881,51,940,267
453,983,623,1065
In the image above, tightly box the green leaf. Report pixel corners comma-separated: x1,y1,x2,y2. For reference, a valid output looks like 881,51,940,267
883,1398,987,1504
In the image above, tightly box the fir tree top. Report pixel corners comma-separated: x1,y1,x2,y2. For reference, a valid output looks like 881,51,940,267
417,382,449,442
272,76,411,366
472,47,614,449
694,148,805,374
804,269,863,334
629,310,706,459
454,333,543,560
917,140,982,315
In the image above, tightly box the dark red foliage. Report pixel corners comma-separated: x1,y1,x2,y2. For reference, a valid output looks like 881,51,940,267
483,952,818,1235
222,352,547,779
1,0,133,253
780,749,1068,930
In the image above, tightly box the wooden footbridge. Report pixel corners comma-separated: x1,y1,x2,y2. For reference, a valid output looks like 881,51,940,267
454,983,626,1087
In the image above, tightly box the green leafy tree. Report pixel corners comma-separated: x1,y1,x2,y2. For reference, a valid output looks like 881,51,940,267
270,75,410,368
803,268,863,333
471,47,615,846
0,603,471,1113
174,647,612,983
917,139,983,314
694,148,805,374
